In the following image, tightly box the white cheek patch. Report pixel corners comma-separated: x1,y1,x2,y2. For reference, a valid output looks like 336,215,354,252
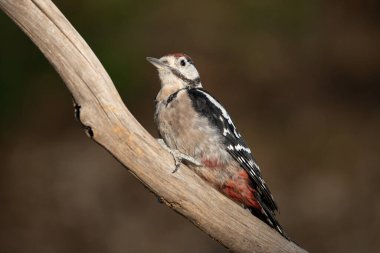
181,65,199,80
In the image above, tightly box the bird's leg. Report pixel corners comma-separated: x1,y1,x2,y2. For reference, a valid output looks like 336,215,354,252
157,138,202,173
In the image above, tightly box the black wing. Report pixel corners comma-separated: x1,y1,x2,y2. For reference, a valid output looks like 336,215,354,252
187,88,278,213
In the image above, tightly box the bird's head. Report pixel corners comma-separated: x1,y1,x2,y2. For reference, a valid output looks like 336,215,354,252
147,53,202,89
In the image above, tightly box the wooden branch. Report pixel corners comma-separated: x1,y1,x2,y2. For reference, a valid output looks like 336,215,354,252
0,1,308,252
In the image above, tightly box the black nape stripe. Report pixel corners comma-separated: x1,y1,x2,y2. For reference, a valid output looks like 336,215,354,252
166,91,179,106
170,68,201,87
165,88,187,107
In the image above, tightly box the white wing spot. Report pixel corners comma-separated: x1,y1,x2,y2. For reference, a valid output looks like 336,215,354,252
234,144,251,153
254,162,261,171
223,128,230,136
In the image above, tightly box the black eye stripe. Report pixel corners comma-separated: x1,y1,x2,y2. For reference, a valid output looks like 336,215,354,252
170,68,200,87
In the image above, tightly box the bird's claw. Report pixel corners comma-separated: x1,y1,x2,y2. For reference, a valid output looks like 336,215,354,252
157,139,202,173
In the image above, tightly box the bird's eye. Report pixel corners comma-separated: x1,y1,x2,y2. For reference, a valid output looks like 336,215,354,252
180,59,186,66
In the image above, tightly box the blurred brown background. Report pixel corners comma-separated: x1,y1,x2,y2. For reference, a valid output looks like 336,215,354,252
1,0,379,252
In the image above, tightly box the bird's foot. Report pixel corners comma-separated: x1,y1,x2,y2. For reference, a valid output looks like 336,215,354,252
157,138,202,173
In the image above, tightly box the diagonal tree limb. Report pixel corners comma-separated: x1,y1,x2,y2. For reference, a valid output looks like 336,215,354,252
0,1,308,252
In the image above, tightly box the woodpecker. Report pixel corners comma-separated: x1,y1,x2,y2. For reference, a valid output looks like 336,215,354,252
147,53,286,238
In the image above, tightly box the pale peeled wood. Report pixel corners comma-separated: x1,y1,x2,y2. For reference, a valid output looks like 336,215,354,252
0,1,308,252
